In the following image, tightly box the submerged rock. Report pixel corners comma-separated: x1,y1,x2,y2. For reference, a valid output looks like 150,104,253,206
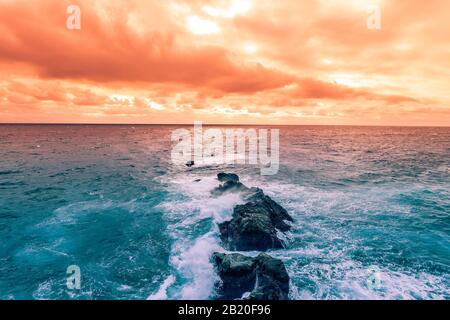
214,173,293,251
212,181,248,196
186,161,195,167
218,173,240,183
212,173,248,196
212,252,290,300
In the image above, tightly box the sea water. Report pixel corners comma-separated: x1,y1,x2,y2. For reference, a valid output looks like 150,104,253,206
0,125,448,300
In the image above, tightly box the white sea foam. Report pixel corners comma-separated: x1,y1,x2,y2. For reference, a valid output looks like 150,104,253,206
172,233,223,300
38,199,138,227
147,275,176,300
157,168,448,300
232,177,448,300
327,263,448,300
282,251,448,300
156,170,244,299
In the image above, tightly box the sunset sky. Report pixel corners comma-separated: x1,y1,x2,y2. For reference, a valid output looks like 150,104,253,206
0,0,449,125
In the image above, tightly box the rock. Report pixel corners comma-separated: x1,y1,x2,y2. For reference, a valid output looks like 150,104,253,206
186,161,195,167
212,252,290,300
219,202,284,251
210,174,292,300
212,181,248,196
246,254,290,301
218,173,240,183
212,253,255,299
244,187,293,232
212,173,248,196
218,186,293,251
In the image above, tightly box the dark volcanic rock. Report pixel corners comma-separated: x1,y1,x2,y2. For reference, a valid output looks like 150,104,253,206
218,173,240,183
210,173,292,300
217,180,293,251
245,187,294,232
246,254,290,300
212,253,255,299
212,181,248,196
212,173,249,196
212,252,290,300
186,161,195,167
219,202,285,251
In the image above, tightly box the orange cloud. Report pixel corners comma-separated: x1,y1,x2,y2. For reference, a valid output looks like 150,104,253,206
0,0,293,93
0,0,449,125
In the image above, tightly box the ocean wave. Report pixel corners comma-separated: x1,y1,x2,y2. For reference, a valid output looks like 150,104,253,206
229,176,449,300
154,170,244,299
147,275,176,300
39,199,138,226
287,259,449,300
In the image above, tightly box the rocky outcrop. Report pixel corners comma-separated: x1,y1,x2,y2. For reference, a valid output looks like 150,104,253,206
244,187,293,232
212,252,290,300
219,203,284,251
217,173,240,183
212,173,248,196
214,174,293,251
186,160,195,167
210,173,292,300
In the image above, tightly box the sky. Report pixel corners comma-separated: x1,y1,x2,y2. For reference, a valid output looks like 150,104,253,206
0,0,449,125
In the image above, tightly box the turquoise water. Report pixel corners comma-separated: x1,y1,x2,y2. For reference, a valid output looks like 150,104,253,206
0,125,449,300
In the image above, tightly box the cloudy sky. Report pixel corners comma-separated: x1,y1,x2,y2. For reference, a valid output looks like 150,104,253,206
0,0,449,125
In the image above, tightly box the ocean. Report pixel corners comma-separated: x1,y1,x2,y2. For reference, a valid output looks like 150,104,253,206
0,125,449,300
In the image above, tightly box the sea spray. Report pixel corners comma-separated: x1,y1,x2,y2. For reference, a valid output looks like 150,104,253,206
155,172,244,299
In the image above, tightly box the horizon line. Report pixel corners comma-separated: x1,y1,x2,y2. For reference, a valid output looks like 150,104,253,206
0,123,449,128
